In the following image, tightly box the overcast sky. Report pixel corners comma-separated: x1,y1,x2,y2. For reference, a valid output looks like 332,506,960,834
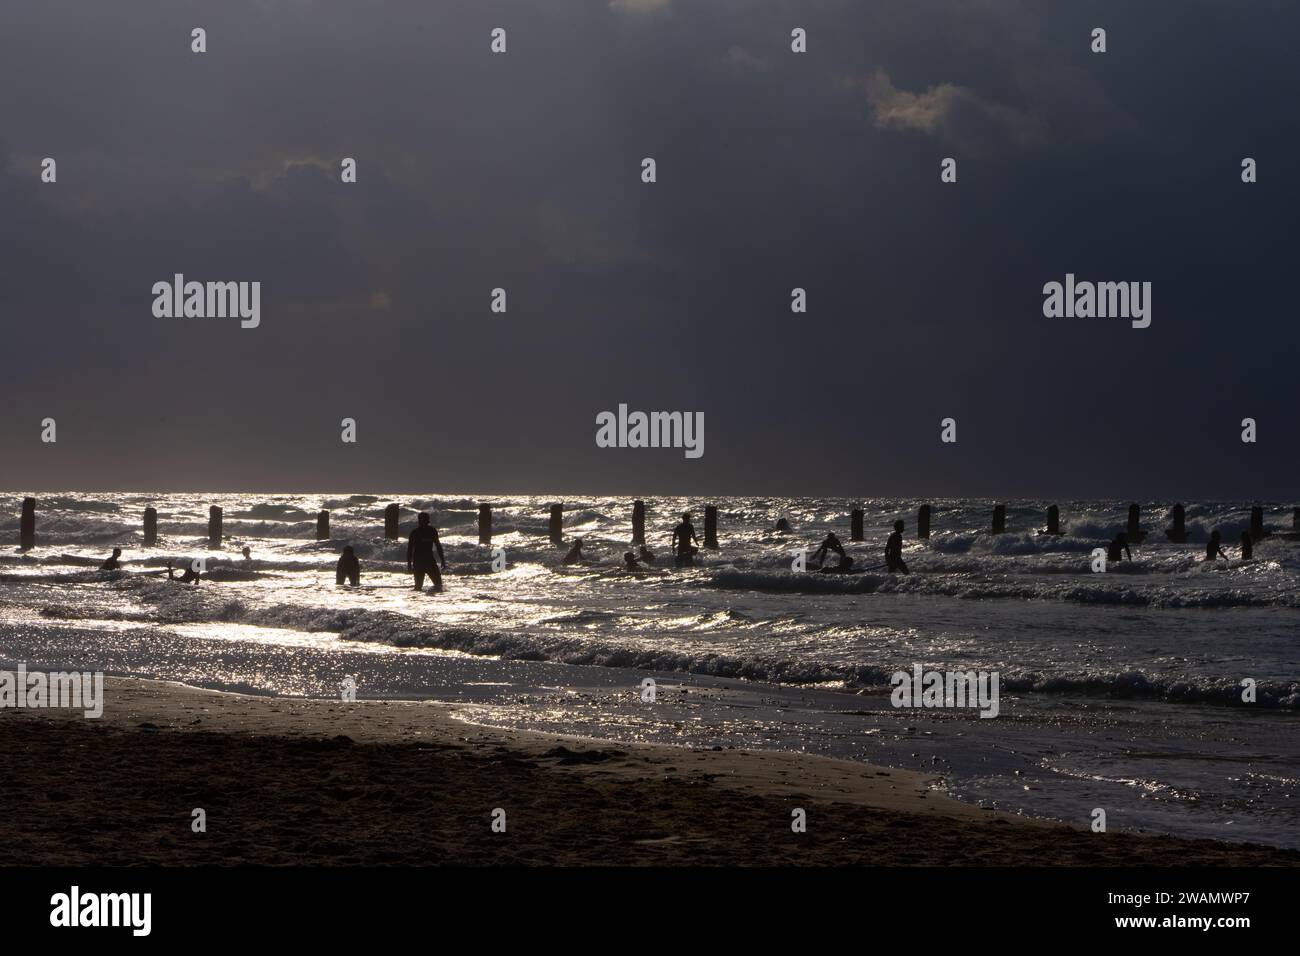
2,0,1296,498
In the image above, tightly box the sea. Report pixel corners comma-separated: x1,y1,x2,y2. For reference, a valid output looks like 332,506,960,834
2,493,1297,849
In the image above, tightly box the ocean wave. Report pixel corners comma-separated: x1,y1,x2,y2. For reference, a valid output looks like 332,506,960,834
320,494,379,509
706,568,886,593
63,583,1296,709
229,503,316,521
700,566,1300,608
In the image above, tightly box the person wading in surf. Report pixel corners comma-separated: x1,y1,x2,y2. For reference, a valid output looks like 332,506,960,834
1205,530,1227,562
336,545,361,586
885,521,909,574
672,513,700,567
407,512,446,592
563,538,586,566
812,532,851,571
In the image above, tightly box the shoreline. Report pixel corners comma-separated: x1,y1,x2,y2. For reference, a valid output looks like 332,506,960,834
1,677,1295,866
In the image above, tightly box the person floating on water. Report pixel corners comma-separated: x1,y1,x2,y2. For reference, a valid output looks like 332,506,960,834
672,513,700,567
1205,530,1227,562
166,562,201,584
637,545,656,566
336,545,360,586
100,547,122,571
563,538,585,565
1107,532,1132,565
812,532,852,571
885,521,909,574
623,550,642,570
1239,531,1253,561
407,512,446,592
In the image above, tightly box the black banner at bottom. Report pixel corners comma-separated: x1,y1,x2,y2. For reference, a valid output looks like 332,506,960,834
1,865,1293,941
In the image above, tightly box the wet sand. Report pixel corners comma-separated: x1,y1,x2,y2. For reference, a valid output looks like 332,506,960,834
1,678,1294,866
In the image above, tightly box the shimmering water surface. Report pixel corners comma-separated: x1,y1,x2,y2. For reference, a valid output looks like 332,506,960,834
2,493,1296,848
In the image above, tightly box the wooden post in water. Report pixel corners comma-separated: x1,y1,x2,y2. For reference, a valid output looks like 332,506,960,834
631,500,645,545
1045,505,1061,535
384,504,399,540
850,508,864,541
549,504,564,546
19,497,36,550
208,506,223,548
991,504,1006,534
316,510,330,541
143,507,158,546
917,504,931,540
1250,506,1267,540
703,505,719,548
1127,503,1144,542
1166,503,1187,542
478,504,492,545
1293,507,1299,531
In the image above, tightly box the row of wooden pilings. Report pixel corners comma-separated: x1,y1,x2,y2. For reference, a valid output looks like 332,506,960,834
850,502,1284,543
11,498,711,549
13,497,1296,550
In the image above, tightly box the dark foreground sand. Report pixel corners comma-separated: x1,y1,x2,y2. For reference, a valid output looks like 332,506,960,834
1,678,1295,866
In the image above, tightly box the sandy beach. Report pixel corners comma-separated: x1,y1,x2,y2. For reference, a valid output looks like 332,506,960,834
2,677,1293,867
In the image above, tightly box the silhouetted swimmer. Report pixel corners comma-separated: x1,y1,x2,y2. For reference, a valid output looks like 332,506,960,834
773,518,791,533
637,545,656,566
166,562,201,584
812,532,846,568
241,546,252,562
100,548,122,571
1205,530,1227,562
885,521,909,574
1107,532,1132,564
407,512,446,592
1240,531,1253,561
563,538,585,565
672,513,700,567
336,545,360,586
623,551,642,570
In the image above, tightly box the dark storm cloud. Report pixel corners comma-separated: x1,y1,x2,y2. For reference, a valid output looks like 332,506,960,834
1,0,1296,497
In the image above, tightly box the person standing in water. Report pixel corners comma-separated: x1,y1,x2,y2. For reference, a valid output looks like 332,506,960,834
1107,532,1132,565
671,513,700,567
100,547,122,571
407,512,446,592
885,520,909,574
336,545,361,586
1205,530,1227,562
